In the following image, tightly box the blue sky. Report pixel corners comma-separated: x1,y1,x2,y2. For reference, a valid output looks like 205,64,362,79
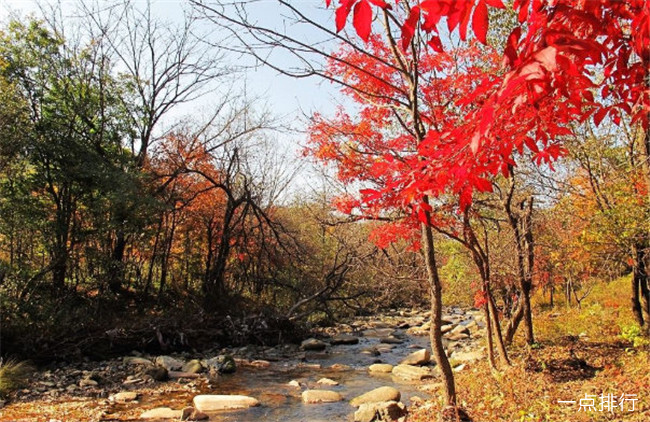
1,0,349,199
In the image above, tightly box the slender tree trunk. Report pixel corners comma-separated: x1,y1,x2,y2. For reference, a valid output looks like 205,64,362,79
504,300,524,344
483,293,497,369
421,221,456,406
632,244,645,326
488,287,510,366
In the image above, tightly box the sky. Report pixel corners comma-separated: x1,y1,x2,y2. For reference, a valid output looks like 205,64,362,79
0,0,347,200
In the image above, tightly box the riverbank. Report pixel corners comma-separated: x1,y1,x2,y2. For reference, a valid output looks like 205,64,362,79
0,307,486,421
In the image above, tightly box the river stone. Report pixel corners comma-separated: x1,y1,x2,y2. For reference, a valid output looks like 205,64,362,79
193,395,260,411
181,406,209,421
301,389,343,404
368,364,394,373
445,332,469,341
400,349,430,366
123,356,153,366
451,325,470,336
379,336,404,344
391,364,433,381
143,365,169,381
140,407,182,419
350,386,401,407
331,334,360,345
155,355,184,371
110,391,138,403
362,328,395,338
450,350,483,362
288,380,301,388
361,347,381,356
182,359,205,374
354,401,407,422
317,377,339,386
405,326,428,336
301,338,327,351
204,355,236,374
441,324,455,334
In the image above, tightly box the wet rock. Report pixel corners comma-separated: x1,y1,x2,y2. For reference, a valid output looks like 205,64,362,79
301,389,343,404
143,365,169,381
330,363,352,371
181,406,209,421
288,380,301,388
331,334,360,345
391,364,433,381
140,407,182,419
361,347,381,356
350,386,401,407
193,394,260,411
182,359,204,374
354,401,407,422
362,328,396,338
368,364,394,374
204,355,236,374
110,391,138,403
317,377,339,386
301,338,327,351
79,377,98,387
400,349,430,366
249,359,271,368
380,336,404,345
155,355,184,371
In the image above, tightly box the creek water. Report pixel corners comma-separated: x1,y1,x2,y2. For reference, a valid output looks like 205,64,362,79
156,326,439,422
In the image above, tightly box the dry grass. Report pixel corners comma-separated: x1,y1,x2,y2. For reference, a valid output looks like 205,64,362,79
0,360,33,397
410,276,650,422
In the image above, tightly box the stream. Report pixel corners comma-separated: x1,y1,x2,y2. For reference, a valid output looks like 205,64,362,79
0,307,485,422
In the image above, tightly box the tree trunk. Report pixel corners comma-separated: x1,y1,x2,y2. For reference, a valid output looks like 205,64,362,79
421,221,456,406
504,300,523,345
483,295,497,369
632,243,645,326
488,287,510,366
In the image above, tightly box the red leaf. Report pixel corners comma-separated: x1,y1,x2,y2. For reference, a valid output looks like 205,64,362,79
326,0,332,7
401,6,421,50
472,1,489,44
485,0,505,7
336,0,355,33
593,107,608,127
503,27,521,67
458,0,474,41
427,35,444,52
353,0,372,42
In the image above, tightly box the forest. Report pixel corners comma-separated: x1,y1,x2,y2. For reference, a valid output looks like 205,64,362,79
0,0,648,421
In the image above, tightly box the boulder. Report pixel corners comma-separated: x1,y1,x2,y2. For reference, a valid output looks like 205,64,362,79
317,377,339,386
450,325,470,336
379,336,404,344
368,364,394,374
391,364,433,381
204,355,236,374
331,334,360,345
123,356,153,366
110,391,138,403
350,386,401,407
193,395,260,411
181,406,209,421
354,401,407,422
155,355,184,371
399,349,430,366
301,389,343,404
143,365,169,381
405,326,428,336
140,407,182,419
182,359,205,374
301,338,328,351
